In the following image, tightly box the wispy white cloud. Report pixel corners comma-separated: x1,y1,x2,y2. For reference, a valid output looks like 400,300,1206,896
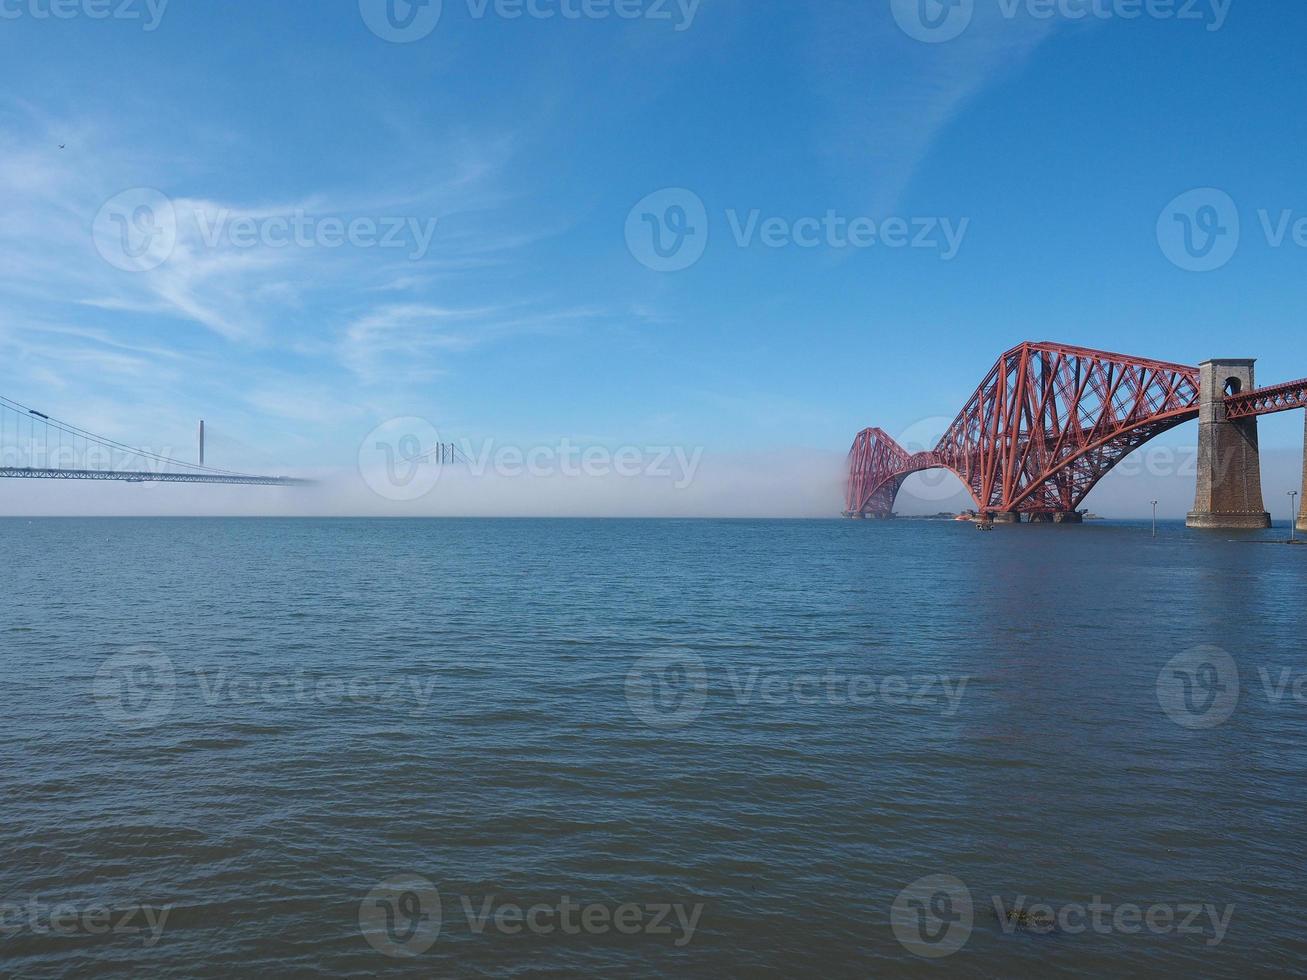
240,382,365,425
806,2,1063,214
339,302,608,384
0,99,532,354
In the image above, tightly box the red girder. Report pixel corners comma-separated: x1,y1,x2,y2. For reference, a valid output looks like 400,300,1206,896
1225,377,1307,419
846,342,1203,517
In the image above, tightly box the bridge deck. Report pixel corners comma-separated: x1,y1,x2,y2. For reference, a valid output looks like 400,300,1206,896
1225,377,1307,419
0,468,311,486
0,394,309,488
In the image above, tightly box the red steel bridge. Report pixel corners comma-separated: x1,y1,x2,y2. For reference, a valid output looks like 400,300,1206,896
845,341,1307,522
0,395,309,487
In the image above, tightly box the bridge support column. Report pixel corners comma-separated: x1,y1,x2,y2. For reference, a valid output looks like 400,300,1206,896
1299,411,1307,533
990,511,1021,524
1028,512,1083,524
1187,359,1272,530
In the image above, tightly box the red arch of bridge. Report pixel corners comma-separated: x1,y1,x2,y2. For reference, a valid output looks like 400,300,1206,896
846,342,1203,518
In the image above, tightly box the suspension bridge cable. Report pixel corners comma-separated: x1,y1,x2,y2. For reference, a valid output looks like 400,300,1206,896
0,395,245,476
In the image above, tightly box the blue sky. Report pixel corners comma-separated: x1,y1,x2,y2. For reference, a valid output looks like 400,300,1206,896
0,0,1304,516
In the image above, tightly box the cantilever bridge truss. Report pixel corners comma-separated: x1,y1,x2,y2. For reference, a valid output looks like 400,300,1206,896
847,342,1206,518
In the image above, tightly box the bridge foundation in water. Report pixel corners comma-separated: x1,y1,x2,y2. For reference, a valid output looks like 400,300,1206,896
1300,412,1307,533
1187,359,1273,530
1028,512,1084,524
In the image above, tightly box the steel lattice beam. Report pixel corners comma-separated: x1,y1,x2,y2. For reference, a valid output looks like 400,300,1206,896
1225,377,1307,419
846,341,1203,517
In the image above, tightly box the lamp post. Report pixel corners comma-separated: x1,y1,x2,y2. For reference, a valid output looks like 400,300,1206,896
1291,491,1299,544
1151,500,1159,539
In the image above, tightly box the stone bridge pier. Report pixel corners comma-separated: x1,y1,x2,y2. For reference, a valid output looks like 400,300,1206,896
1187,358,1273,530
1300,411,1307,533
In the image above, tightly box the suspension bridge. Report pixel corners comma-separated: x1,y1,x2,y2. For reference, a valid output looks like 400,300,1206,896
0,395,309,487
845,341,1307,530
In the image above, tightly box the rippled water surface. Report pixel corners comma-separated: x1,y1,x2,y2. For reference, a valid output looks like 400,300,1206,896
3,517,1307,977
